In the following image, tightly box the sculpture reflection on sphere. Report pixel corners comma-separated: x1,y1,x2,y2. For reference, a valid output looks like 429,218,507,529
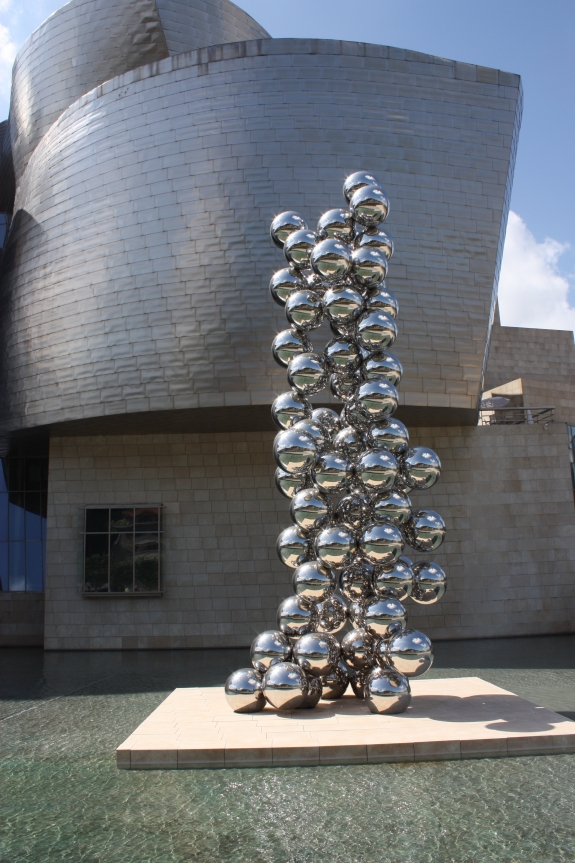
226,170,447,717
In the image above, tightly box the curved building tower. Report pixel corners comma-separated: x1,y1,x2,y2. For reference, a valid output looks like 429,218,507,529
3,0,572,651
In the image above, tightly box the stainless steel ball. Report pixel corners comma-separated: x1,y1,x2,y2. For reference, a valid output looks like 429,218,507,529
317,207,355,241
365,667,411,714
275,467,311,499
269,268,305,306
362,351,403,386
343,170,382,203
350,184,390,226
355,380,398,423
276,525,311,569
411,561,447,604
340,559,374,600
277,595,318,637
336,492,374,531
373,558,413,601
369,419,409,455
313,450,351,494
323,284,365,327
292,559,336,604
363,595,406,638
387,629,433,677
270,211,308,248
314,525,356,569
299,674,322,708
360,521,404,566
311,407,341,436
225,668,265,713
290,486,332,533
310,238,352,282
287,352,327,395
273,428,316,475
356,310,397,351
263,661,308,710
341,626,378,671
405,510,446,552
283,228,317,269
285,289,323,331
251,630,292,673
372,489,412,526
324,337,362,378
355,226,394,259
271,390,312,430
401,447,441,490
321,660,350,699
333,425,365,459
351,246,388,287
330,372,358,401
316,592,349,634
366,286,399,319
292,419,329,454
272,328,312,368
357,448,399,493
292,632,340,677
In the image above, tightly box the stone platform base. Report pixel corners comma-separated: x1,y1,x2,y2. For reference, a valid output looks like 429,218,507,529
116,676,575,769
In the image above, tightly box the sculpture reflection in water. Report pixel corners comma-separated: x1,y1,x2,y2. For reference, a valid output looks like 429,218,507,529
225,171,447,716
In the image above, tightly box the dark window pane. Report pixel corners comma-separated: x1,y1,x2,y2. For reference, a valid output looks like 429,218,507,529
111,508,134,533
40,460,49,490
9,495,25,541
135,534,159,591
135,508,158,532
26,542,44,591
25,495,42,540
110,532,133,592
85,534,109,592
0,461,7,494
0,493,7,542
9,542,25,591
0,543,7,591
25,460,44,491
86,509,109,533
7,460,25,491
24,491,43,517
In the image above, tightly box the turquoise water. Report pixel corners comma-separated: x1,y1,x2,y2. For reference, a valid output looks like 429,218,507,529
2,637,575,863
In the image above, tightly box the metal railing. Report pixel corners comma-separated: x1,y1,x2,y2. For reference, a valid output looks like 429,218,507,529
478,406,555,426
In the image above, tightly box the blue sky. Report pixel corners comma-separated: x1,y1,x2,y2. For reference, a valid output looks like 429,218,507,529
1,0,575,329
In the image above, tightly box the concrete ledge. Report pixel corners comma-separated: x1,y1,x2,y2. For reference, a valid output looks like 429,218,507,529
116,677,575,770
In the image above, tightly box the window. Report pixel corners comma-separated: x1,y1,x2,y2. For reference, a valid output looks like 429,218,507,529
568,426,575,503
83,506,162,595
0,458,48,591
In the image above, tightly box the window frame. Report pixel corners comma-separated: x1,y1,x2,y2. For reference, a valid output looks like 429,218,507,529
82,504,163,598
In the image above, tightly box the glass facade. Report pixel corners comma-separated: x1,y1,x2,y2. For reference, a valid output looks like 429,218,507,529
0,458,48,591
84,507,161,594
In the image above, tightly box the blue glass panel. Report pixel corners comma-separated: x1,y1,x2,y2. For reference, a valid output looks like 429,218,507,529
0,543,7,591
9,496,25,541
0,493,7,541
25,495,42,540
25,542,44,591
9,542,26,591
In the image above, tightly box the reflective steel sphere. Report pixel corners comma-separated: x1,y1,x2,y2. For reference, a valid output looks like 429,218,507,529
314,525,356,569
372,489,412,525
373,558,413,601
275,467,311,499
333,425,365,459
323,284,365,327
276,525,311,569
362,351,403,386
351,246,388,287
350,670,369,699
350,184,390,226
225,668,265,713
357,449,399,493
341,627,378,671
363,596,406,638
274,428,317,475
311,407,341,436
324,337,362,378
321,660,350,699
330,373,358,401
290,486,332,533
336,492,373,531
355,226,394,259
270,211,308,248
313,450,351,494
387,629,433,677
292,559,336,604
277,595,318,637
317,208,355,241
271,390,312,430
411,561,447,604
270,268,305,306
287,352,327,395
285,289,323,330
343,170,382,203
365,667,411,714
272,328,312,368
293,632,340,677
292,419,329,453
340,559,374,601
251,630,292,673
283,228,317,269
356,310,397,351
366,286,399,319
360,521,404,566
310,238,352,282
316,592,348,634
356,380,398,422
401,447,442,490
369,419,409,455
263,661,308,710
299,675,322,708
405,510,446,552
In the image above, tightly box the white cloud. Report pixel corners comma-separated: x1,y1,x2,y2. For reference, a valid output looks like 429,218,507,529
498,210,575,333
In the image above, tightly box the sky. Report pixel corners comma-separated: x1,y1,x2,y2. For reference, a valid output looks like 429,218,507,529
1,0,574,333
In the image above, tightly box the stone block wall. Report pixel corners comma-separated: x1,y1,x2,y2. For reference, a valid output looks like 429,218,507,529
0,593,44,646
44,424,575,649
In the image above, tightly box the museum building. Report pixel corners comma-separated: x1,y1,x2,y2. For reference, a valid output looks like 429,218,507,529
0,0,574,650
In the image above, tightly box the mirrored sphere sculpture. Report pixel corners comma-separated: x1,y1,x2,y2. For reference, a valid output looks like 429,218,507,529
227,170,447,712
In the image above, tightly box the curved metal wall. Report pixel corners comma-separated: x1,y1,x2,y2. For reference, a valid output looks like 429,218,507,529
155,0,270,55
0,39,521,435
